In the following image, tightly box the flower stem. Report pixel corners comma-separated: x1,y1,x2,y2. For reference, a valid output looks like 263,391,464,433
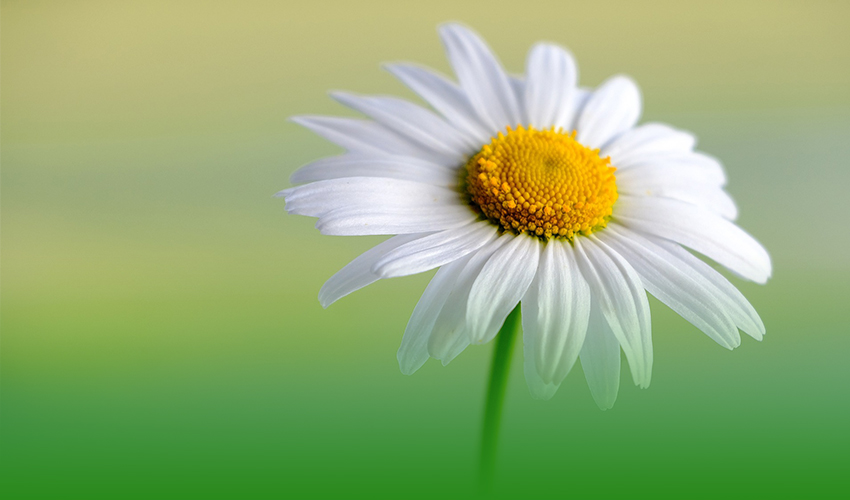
479,303,521,489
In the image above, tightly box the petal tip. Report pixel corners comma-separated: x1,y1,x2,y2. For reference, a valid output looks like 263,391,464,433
327,90,349,101
397,357,423,376
526,379,559,400
436,21,468,34
317,294,333,309
593,398,617,411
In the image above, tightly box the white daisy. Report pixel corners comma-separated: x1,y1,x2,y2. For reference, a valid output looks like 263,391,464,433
279,23,771,409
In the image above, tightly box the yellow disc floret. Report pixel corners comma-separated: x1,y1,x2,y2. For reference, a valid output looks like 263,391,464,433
464,125,618,240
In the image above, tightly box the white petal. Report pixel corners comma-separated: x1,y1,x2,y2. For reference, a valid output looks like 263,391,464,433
438,23,522,133
316,205,474,236
565,87,592,133
510,75,526,123
383,63,491,145
580,303,621,410
279,177,463,217
291,116,436,160
524,43,578,130
615,196,772,283
290,154,457,187
615,152,727,186
654,237,765,341
522,240,590,389
574,236,653,388
372,220,497,278
466,235,541,344
523,353,560,401
617,166,738,219
427,237,511,363
330,92,473,161
602,123,696,166
280,178,474,235
576,76,642,149
398,255,471,374
600,225,741,349
318,233,425,308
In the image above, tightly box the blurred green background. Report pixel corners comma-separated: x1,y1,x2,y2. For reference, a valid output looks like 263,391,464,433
2,0,849,498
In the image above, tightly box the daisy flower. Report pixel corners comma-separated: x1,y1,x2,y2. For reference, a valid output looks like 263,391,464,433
279,23,771,410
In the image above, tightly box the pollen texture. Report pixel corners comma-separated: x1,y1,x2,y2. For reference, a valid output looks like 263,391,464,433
465,126,618,240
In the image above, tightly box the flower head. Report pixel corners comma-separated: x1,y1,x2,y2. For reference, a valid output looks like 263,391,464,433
279,23,771,409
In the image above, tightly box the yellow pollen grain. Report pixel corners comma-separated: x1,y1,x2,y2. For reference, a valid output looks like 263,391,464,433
464,125,618,240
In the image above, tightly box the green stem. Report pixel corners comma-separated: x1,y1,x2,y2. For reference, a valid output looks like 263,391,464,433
479,303,521,489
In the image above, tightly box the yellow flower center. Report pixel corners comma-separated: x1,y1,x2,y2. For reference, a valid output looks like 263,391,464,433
464,126,618,240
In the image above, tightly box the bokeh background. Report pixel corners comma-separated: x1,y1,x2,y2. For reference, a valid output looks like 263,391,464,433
3,0,849,497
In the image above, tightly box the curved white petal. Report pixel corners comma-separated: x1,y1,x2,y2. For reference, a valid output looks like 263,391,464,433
279,177,463,217
291,116,436,160
523,353,560,401
615,160,725,193
383,63,491,145
617,167,738,220
653,237,765,341
398,254,472,374
330,92,473,161
575,236,653,388
438,23,522,133
373,220,497,278
576,76,642,149
466,235,541,344
602,123,696,166
600,225,741,349
281,178,474,235
428,237,511,363
522,240,591,391
524,43,578,130
315,205,473,236
615,196,772,283
615,152,727,187
290,154,457,187
580,303,621,410
318,233,426,308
